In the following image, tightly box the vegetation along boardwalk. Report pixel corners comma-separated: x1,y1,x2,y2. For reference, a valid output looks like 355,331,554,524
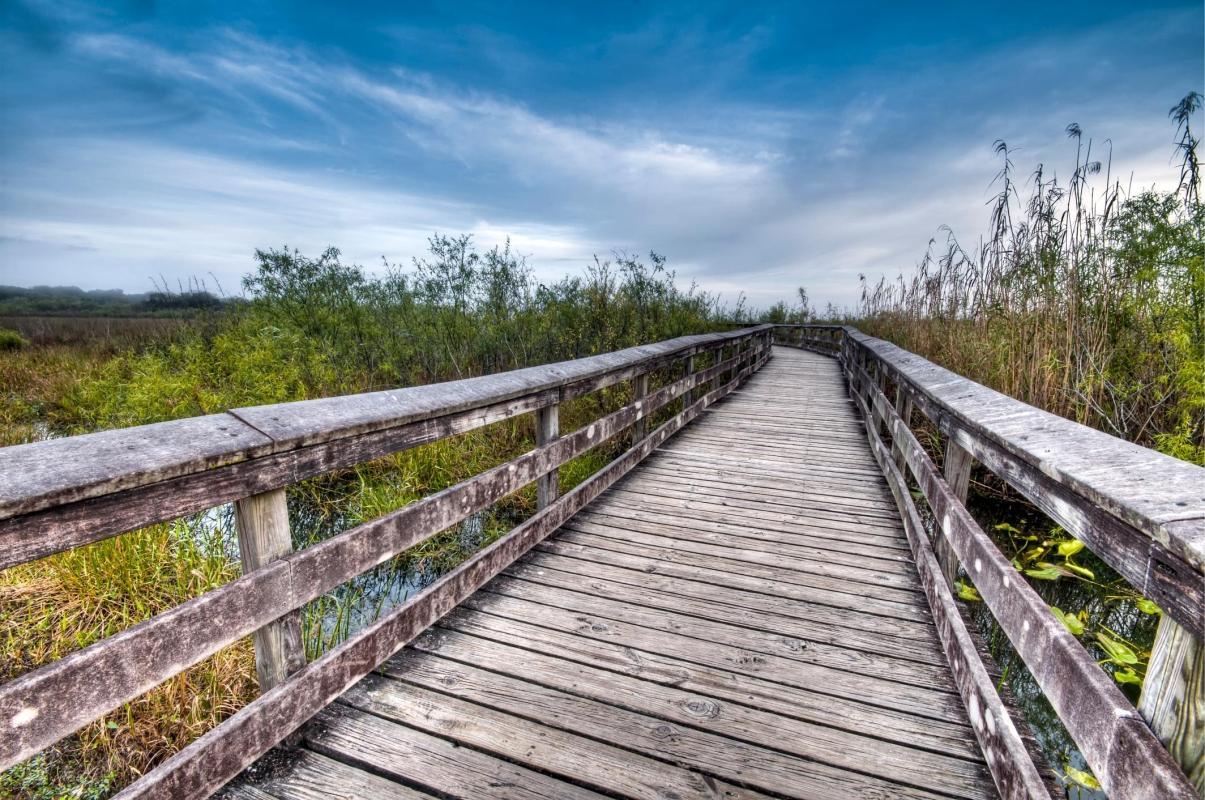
1,326,1202,799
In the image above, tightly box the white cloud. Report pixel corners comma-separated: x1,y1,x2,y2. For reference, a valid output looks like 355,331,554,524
1,13,1197,309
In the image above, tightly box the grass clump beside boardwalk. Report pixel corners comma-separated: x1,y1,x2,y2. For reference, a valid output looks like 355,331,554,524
1,245,724,798
0,329,29,351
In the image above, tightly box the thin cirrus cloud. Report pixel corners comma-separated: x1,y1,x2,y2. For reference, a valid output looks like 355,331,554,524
0,1,1200,308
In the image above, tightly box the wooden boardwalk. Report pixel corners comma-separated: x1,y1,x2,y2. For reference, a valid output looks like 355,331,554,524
223,348,998,800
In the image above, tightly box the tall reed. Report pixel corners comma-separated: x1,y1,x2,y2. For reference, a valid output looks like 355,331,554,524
856,93,1203,463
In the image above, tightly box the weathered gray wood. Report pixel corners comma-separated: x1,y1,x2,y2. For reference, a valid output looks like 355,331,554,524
681,353,696,407
893,382,914,470
475,576,963,709
845,366,1054,800
1140,617,1205,793
306,705,610,800
631,372,649,442
234,490,306,692
0,392,556,569
341,677,776,800
848,350,1197,799
376,648,989,798
436,609,980,757
535,403,560,509
0,350,763,773
105,351,768,800
551,527,931,619
843,326,1205,637
530,539,935,637
0,326,772,566
233,749,438,800
938,438,973,588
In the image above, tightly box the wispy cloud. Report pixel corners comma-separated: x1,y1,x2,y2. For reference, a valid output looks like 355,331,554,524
0,2,1199,308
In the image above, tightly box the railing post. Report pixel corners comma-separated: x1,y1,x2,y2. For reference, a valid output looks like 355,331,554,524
892,383,913,471
938,439,973,589
1140,618,1205,793
234,489,306,693
536,403,560,509
631,372,649,444
682,354,696,408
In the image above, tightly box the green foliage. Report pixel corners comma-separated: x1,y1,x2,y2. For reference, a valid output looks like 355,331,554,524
858,93,1205,465
0,753,114,800
0,328,29,350
991,517,1156,692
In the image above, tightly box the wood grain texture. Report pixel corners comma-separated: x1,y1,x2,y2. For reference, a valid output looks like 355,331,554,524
214,344,994,800
234,490,306,692
0,327,772,566
840,326,1205,636
846,346,1197,799
1140,617,1205,793
0,343,766,772
535,403,560,509
107,350,770,800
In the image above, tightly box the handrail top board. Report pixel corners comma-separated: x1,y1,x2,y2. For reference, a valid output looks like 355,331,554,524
0,326,771,522
837,327,1205,572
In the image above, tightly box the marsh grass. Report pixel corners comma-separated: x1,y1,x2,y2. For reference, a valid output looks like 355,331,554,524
0,521,256,796
854,95,1203,795
2,246,723,797
857,93,1204,464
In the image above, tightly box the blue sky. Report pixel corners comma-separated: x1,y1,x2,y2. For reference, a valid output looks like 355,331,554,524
1,1,1201,308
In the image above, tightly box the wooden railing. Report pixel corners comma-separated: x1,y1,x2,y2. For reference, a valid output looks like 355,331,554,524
776,324,1204,799
0,325,774,800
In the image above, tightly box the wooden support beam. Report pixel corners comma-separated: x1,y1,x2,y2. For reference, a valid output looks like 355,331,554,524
682,355,696,408
1140,617,1205,793
535,404,560,509
234,489,305,693
936,439,973,589
892,383,913,472
631,373,649,444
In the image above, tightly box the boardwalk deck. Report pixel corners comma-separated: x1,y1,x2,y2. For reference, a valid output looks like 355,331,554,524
222,348,999,800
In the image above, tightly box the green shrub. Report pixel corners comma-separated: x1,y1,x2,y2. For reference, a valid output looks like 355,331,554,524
0,328,29,351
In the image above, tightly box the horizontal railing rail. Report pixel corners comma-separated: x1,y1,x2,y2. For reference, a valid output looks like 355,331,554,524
0,325,774,799
0,327,771,568
775,324,1203,799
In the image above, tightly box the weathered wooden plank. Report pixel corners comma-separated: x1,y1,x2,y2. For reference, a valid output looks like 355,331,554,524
1,353,765,773
1139,617,1205,793
550,527,932,618
631,371,649,443
535,403,560,508
938,438,973,588
597,482,905,534
536,534,930,623
509,551,946,661
436,609,981,757
471,579,966,709
104,353,768,800
0,391,554,569
845,365,1054,800
378,648,991,798
846,327,1205,636
340,677,778,800
561,517,927,601
0,327,771,566
234,489,305,692
570,507,923,587
306,706,610,800
849,352,1198,798
402,628,986,785
231,749,438,800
